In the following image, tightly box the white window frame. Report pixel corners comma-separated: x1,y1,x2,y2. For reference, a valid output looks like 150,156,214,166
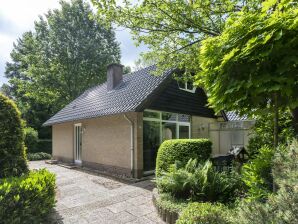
178,82,197,93
143,109,191,143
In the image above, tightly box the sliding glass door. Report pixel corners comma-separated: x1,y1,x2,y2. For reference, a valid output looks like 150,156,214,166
143,110,191,172
143,121,160,172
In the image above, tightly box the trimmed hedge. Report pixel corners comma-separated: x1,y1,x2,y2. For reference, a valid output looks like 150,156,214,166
27,152,52,161
0,93,28,178
29,140,52,154
0,169,56,223
176,202,230,224
24,127,39,152
156,139,212,177
156,192,188,214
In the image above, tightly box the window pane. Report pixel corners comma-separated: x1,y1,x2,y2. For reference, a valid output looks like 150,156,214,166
162,112,177,121
179,125,189,139
162,122,177,141
143,121,161,171
178,81,186,89
187,81,194,90
178,114,190,122
144,111,160,119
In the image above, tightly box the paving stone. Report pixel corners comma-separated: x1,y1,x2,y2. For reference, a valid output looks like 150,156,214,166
113,211,137,223
107,201,133,213
127,216,156,224
126,195,150,206
29,161,165,224
145,211,164,223
125,204,154,217
61,215,89,224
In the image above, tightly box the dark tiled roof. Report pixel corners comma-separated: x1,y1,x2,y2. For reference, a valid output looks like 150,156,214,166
226,111,248,121
43,65,172,126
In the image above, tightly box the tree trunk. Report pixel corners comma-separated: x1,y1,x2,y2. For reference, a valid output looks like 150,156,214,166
273,93,279,149
291,107,298,136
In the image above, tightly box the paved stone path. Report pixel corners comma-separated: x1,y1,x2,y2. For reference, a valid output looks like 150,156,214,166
30,161,164,224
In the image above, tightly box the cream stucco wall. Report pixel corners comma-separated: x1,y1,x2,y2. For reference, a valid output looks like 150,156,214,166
191,116,217,139
52,112,143,178
52,122,74,162
191,116,218,155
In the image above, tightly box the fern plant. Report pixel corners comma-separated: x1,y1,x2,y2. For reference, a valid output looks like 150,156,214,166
156,159,243,203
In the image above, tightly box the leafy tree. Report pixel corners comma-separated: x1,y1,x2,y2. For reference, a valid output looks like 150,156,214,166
123,66,132,74
5,0,120,138
93,0,298,143
248,110,294,156
92,0,261,74
198,0,298,146
133,57,156,71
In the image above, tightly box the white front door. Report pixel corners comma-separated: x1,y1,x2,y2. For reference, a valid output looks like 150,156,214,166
74,124,82,165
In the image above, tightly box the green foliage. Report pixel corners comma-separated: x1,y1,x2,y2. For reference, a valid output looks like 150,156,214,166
233,140,298,224
24,127,39,152
242,146,274,200
155,139,212,177
156,192,188,214
247,110,294,156
92,0,261,75
0,169,56,224
176,202,230,224
198,0,298,115
28,140,52,154
157,159,243,203
0,93,28,178
27,152,52,161
5,0,120,138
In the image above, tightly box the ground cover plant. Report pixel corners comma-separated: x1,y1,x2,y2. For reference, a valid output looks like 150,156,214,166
157,158,243,204
27,152,52,161
176,202,230,224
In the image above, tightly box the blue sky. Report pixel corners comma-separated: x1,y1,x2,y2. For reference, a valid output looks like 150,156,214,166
0,0,146,86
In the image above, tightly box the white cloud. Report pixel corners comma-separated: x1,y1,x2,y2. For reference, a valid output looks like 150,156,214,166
0,0,147,86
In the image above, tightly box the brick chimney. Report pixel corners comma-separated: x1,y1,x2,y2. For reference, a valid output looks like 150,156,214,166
107,63,123,91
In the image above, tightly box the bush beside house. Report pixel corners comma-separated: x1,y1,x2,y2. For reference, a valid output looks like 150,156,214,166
24,127,39,153
0,169,56,223
156,139,212,177
176,202,230,224
156,159,243,203
0,93,28,178
232,140,298,224
0,93,56,222
24,126,53,155
27,152,52,161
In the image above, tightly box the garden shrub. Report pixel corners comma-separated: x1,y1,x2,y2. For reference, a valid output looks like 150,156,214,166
24,127,39,152
247,110,294,157
241,146,274,200
0,169,56,223
27,152,52,161
156,192,188,214
156,139,212,177
233,140,298,224
156,159,243,203
176,202,230,224
29,139,52,154
0,93,28,178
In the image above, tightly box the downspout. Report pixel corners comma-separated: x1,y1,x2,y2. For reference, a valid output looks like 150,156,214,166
124,114,134,178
